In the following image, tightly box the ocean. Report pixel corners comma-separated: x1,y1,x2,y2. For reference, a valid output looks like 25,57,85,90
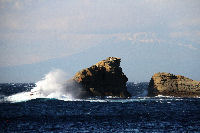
0,83,200,132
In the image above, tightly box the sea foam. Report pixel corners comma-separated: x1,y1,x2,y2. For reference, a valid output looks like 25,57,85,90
5,69,82,102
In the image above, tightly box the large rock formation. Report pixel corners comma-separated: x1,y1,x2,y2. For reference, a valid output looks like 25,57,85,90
148,72,200,97
73,57,131,98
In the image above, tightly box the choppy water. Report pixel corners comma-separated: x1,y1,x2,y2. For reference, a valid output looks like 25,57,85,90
0,83,200,132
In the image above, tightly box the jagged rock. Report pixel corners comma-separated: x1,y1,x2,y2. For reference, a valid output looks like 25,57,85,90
73,57,131,98
148,72,200,97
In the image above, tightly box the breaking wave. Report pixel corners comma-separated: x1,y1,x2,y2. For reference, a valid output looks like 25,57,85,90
5,69,82,102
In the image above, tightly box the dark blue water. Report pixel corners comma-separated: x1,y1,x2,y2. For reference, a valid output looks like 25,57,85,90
0,83,200,132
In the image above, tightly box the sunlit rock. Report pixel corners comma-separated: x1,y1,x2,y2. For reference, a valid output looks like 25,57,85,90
148,72,200,97
73,57,131,98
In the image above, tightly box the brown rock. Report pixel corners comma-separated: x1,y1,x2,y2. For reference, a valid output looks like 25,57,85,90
148,72,200,97
73,57,131,98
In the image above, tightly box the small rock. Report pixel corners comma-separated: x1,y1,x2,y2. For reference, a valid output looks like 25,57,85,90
148,72,200,97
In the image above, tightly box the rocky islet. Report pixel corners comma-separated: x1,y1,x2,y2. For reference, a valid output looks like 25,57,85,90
73,57,131,98
148,72,200,97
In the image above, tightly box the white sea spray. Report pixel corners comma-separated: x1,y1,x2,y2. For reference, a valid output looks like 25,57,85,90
5,69,82,102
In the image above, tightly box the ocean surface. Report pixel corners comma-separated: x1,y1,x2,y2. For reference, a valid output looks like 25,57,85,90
0,83,200,132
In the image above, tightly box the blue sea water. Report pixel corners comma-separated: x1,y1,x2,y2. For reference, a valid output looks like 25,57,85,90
0,83,200,132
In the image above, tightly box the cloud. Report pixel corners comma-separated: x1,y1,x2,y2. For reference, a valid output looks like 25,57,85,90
0,0,200,67
115,32,161,44
169,31,200,50
178,43,198,50
0,0,174,33
169,31,200,49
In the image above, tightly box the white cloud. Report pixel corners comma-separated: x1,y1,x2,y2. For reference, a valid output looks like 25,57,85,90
178,43,198,50
0,0,200,67
169,31,200,47
115,32,161,44
0,0,171,33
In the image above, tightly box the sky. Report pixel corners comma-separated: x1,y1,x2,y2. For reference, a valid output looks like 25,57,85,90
0,0,200,83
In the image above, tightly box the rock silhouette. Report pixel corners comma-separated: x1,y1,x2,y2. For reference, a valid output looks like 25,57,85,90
73,57,131,98
148,72,200,97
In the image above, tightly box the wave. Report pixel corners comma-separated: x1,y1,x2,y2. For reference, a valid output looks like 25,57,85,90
5,69,82,103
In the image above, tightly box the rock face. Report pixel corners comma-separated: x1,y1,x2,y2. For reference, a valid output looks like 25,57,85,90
73,57,131,98
148,72,200,97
